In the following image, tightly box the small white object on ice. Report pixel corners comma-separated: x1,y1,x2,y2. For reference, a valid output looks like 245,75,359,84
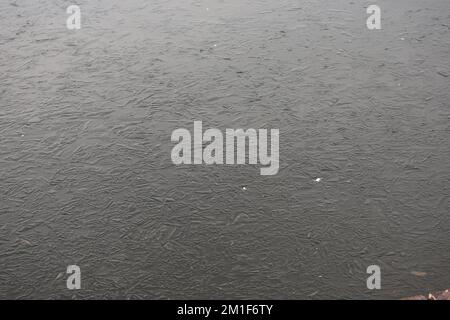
242,186,247,190
314,178,322,182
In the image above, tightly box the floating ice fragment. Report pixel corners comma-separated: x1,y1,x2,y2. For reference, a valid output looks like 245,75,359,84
411,271,427,277
19,239,32,246
314,178,322,182
309,291,318,297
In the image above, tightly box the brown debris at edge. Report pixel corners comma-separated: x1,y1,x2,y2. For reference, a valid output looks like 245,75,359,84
403,289,450,300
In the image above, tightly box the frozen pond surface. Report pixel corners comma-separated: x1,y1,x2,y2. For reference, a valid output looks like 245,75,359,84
0,0,449,299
